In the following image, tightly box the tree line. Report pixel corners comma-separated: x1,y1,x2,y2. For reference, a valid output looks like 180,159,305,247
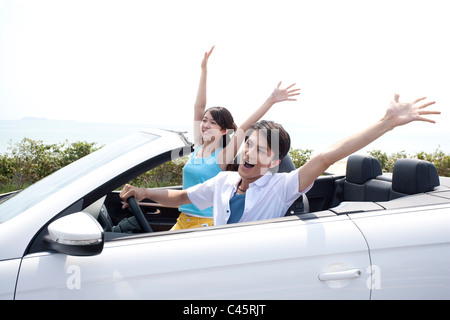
0,138,448,194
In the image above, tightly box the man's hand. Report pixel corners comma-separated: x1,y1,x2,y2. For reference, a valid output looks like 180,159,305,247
120,184,145,209
385,93,439,128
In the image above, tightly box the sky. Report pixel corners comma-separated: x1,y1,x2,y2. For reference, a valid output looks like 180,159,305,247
0,0,449,154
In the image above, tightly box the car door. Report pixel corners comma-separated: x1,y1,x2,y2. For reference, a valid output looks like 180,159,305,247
349,203,450,299
15,212,371,299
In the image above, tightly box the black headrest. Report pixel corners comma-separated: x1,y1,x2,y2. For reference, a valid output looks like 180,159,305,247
346,154,382,184
278,154,296,172
392,159,440,194
269,154,296,173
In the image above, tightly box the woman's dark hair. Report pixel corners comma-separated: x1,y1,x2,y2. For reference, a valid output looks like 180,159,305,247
205,106,237,148
246,120,291,160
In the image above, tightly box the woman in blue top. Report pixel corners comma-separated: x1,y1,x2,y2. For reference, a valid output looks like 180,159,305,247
172,46,300,229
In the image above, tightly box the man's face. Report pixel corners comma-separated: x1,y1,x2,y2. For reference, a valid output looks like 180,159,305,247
238,130,280,181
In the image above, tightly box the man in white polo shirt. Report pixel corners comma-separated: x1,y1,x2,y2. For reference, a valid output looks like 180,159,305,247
184,120,313,225
120,93,439,226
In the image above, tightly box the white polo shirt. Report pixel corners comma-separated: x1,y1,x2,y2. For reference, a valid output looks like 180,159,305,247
186,169,313,226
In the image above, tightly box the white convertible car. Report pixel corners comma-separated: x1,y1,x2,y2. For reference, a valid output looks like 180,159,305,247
1,129,449,300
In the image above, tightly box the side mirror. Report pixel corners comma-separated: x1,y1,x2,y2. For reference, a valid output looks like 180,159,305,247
45,212,104,256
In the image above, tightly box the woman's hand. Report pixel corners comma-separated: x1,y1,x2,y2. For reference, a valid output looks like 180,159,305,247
269,81,301,103
201,45,215,70
385,93,440,128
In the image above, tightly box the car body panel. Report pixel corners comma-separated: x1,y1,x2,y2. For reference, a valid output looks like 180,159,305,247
349,204,450,299
0,259,21,300
15,215,370,299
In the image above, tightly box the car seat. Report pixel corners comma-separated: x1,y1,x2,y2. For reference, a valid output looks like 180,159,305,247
333,155,440,206
391,158,440,198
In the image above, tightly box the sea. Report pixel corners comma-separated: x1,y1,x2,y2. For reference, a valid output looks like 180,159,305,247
1,118,449,156
0,119,190,153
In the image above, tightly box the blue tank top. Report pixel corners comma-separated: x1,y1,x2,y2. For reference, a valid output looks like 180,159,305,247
179,146,222,217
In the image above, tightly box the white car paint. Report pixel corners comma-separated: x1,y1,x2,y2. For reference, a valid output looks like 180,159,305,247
349,204,450,299
16,215,370,299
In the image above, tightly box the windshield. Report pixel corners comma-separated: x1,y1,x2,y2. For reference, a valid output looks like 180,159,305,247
0,132,159,223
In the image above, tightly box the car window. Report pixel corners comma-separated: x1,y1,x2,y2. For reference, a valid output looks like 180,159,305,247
0,132,159,223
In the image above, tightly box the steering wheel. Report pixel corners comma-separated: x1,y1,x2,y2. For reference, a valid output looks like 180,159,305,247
127,196,153,233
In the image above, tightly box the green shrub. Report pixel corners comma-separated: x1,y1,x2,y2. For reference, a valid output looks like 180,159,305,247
130,157,188,188
289,148,313,168
368,147,449,176
0,138,101,192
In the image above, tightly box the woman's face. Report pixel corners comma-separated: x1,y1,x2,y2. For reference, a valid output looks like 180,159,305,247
201,111,226,142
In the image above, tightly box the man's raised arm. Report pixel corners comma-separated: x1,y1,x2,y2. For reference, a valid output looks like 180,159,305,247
297,94,439,192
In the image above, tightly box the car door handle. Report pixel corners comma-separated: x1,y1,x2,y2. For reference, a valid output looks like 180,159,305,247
318,269,362,281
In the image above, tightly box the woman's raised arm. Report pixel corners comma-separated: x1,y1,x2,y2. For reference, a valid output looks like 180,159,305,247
219,81,300,170
193,46,215,147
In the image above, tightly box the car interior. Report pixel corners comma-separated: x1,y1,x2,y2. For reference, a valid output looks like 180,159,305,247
95,153,450,236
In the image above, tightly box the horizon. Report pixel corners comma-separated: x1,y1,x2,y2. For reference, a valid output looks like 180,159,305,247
1,118,448,157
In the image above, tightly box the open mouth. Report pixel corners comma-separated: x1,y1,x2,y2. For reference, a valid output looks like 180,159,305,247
243,160,255,169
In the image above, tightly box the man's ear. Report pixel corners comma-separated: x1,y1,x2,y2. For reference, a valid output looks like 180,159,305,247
269,159,281,169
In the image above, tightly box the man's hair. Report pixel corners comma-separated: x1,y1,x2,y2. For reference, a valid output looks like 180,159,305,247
246,120,291,160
